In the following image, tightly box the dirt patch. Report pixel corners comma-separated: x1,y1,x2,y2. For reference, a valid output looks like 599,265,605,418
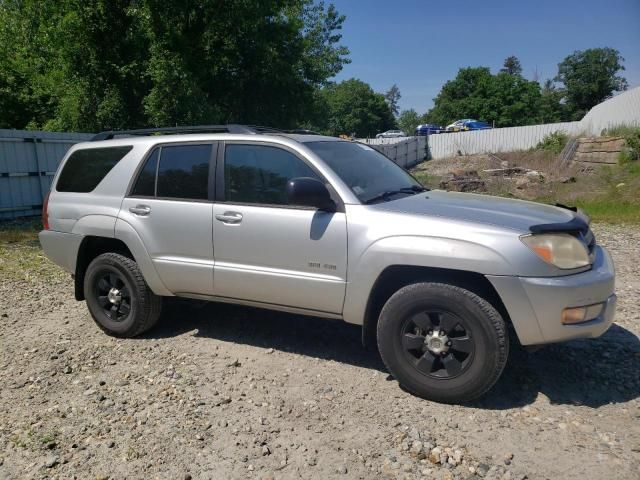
0,225,639,479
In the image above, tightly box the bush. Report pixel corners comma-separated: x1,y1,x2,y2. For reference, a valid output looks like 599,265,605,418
621,129,640,163
535,131,568,154
603,125,640,163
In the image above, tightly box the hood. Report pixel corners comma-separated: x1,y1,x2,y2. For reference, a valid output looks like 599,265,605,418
371,190,577,233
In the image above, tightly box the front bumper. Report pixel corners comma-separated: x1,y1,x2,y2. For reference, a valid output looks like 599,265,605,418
487,245,616,345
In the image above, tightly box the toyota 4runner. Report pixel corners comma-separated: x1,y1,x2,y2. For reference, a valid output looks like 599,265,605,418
39,125,617,403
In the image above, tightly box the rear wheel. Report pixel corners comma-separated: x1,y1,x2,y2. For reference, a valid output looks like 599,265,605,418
377,282,508,403
84,253,162,337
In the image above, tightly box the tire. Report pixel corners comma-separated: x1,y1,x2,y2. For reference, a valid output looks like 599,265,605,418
377,282,508,404
83,252,162,338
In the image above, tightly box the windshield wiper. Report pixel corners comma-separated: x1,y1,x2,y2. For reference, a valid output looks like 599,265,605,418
364,185,428,204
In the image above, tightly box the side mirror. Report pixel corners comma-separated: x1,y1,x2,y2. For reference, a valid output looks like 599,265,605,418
286,177,336,211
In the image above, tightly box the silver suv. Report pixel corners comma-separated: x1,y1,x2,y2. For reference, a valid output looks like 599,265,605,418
39,125,616,403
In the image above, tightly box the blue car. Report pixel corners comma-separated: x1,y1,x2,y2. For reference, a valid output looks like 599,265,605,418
445,119,492,132
415,124,444,135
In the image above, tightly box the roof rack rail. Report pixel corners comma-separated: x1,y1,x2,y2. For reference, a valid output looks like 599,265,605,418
284,128,322,135
90,124,279,141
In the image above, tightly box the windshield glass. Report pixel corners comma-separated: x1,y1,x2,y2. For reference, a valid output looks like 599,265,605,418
306,141,423,204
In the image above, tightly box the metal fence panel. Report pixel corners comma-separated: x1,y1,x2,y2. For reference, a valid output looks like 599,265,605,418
0,129,92,219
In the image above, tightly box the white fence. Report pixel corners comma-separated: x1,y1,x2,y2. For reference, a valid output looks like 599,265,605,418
362,86,640,161
426,121,583,159
582,86,640,135
360,136,427,168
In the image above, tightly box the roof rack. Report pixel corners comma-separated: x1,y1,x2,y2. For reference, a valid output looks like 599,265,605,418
90,124,283,141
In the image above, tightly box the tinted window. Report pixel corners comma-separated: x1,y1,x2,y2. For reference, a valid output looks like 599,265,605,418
156,144,211,200
225,144,320,205
131,148,159,196
56,146,132,192
306,141,421,203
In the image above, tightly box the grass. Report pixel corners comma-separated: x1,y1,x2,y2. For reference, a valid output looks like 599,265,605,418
602,125,640,164
411,170,439,187
573,200,640,224
0,217,41,243
0,218,65,282
601,125,640,137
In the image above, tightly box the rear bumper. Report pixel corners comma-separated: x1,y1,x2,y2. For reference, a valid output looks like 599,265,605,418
487,246,616,345
39,230,83,274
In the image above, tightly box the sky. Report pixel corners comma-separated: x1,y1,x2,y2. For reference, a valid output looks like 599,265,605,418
330,0,640,114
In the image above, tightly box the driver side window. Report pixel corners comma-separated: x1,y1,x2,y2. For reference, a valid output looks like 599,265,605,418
224,144,320,205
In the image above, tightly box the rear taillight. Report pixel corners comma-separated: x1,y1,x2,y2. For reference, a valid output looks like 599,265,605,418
42,192,50,230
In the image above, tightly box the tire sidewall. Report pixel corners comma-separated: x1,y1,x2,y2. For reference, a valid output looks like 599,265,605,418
378,283,506,402
84,255,140,336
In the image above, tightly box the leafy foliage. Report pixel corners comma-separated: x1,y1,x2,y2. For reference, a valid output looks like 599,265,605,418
538,79,567,124
555,48,628,120
315,79,396,137
424,67,543,127
384,84,401,117
500,56,522,76
0,0,350,131
601,126,640,163
397,109,422,136
419,47,627,129
535,131,569,154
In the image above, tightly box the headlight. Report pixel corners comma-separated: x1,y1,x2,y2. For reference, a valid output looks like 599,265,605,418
521,233,590,269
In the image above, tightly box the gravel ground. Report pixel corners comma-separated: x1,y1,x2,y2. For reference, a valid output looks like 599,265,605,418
0,224,638,480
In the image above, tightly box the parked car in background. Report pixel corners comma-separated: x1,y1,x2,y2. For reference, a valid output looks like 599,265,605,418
376,130,406,138
445,119,492,132
415,124,444,135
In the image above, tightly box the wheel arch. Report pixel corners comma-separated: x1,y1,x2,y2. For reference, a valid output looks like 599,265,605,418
74,236,134,301
361,265,510,349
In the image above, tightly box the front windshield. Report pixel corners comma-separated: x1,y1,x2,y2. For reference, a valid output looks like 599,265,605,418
306,141,423,204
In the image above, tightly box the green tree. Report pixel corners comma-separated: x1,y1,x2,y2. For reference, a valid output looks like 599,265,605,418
397,109,421,135
423,67,493,126
0,0,65,129
538,79,567,123
555,47,628,120
384,84,401,117
500,56,522,76
318,79,396,137
424,67,543,128
0,0,350,131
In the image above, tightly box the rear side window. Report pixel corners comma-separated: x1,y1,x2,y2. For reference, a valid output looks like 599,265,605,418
56,146,132,192
156,144,211,200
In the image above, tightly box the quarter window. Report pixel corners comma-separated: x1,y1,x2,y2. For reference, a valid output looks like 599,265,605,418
224,144,320,205
56,146,132,193
131,148,159,196
156,144,211,200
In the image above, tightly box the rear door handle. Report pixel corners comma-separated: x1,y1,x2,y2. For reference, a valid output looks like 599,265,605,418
215,211,243,224
129,205,151,216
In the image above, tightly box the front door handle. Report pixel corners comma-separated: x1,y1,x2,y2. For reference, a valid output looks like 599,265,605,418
129,205,151,216
215,211,243,224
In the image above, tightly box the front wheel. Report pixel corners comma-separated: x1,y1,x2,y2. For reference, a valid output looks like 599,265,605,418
84,252,162,338
377,282,508,403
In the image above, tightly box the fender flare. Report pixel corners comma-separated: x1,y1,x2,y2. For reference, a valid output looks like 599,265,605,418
342,235,514,326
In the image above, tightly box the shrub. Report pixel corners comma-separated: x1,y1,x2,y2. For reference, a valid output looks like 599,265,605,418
620,129,640,163
535,131,568,154
604,125,640,163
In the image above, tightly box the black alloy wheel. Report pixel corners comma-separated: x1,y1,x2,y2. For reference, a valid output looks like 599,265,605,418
94,269,132,322
401,310,474,379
